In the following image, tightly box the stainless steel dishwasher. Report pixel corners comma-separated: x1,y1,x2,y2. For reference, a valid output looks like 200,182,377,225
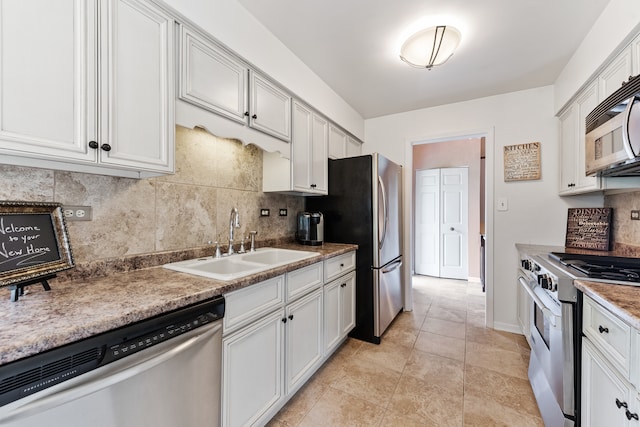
0,296,224,427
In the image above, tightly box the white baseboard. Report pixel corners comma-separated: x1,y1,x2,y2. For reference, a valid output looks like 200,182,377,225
493,321,524,335
467,276,481,283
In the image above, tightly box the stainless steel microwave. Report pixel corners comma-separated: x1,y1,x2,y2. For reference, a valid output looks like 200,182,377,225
585,75,640,177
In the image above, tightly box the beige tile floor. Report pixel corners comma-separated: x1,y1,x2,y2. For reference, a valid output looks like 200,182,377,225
266,275,544,426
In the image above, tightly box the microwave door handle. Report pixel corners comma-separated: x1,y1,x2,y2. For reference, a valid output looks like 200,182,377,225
623,95,639,157
518,277,560,328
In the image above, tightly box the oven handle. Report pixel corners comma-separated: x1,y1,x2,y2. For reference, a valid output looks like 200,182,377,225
518,277,560,328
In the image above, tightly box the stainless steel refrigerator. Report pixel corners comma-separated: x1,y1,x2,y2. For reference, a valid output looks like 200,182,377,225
306,153,403,344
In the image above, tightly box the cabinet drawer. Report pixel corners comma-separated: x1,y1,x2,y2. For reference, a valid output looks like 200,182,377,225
223,275,285,334
583,296,632,377
324,252,356,282
287,262,323,302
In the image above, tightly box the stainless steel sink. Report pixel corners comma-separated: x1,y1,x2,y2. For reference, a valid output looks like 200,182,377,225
163,248,318,281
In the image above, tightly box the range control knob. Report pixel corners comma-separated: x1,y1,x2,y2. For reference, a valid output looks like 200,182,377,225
521,259,531,270
538,274,551,289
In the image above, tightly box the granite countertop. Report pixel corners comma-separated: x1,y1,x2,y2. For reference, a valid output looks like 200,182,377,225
575,280,640,330
0,242,357,366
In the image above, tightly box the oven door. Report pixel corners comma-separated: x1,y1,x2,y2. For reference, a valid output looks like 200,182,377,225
525,285,575,426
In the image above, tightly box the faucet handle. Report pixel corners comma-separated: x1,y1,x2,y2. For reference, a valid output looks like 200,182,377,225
238,236,246,254
213,241,222,258
249,231,258,252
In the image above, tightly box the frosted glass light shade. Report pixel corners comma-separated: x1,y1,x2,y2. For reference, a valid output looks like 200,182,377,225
400,25,461,69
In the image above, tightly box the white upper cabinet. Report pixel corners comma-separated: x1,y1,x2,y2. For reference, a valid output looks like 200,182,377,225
249,71,291,142
291,101,328,194
346,135,362,158
178,25,292,149
599,47,633,100
179,26,247,124
329,124,362,160
0,0,97,163
328,124,347,159
559,83,600,195
0,0,174,178
98,0,175,173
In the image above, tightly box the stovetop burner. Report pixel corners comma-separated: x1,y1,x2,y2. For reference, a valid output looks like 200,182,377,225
549,252,640,283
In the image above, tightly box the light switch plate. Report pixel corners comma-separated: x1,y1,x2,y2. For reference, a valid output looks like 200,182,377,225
497,198,508,212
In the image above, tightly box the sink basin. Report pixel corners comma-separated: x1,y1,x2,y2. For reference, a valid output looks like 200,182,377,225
163,248,318,281
240,248,317,265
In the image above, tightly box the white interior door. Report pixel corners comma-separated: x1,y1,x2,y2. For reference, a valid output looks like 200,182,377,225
415,169,440,276
415,167,469,279
440,168,468,279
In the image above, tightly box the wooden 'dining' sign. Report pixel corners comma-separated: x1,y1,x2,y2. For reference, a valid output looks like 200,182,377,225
565,208,612,251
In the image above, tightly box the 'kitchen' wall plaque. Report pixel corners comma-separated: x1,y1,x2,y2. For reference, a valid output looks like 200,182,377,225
503,142,541,182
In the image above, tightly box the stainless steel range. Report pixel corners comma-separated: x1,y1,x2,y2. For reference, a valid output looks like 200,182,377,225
518,250,578,427
518,247,640,427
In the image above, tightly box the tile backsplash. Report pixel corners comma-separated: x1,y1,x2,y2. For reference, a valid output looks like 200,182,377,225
605,190,640,253
0,126,303,264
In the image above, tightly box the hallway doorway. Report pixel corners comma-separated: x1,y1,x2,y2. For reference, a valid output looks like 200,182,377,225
412,137,485,284
415,167,469,279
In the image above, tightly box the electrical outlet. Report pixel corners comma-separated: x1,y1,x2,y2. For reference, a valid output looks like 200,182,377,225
63,206,92,221
632,210,640,220
260,209,270,217
279,209,287,216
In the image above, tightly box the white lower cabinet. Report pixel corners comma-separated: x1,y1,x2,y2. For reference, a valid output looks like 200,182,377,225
581,295,640,427
222,309,284,427
221,252,356,426
582,339,639,426
285,289,323,393
324,271,356,355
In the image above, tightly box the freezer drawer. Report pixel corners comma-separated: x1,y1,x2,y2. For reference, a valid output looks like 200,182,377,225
375,256,403,337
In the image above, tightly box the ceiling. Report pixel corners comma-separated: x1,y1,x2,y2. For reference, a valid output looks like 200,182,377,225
237,0,610,119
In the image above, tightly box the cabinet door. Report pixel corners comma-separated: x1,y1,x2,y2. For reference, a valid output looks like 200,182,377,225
599,47,633,101
292,101,313,191
249,71,291,142
346,136,362,158
310,113,328,194
575,83,599,191
179,26,248,124
286,289,323,394
328,124,347,159
323,279,342,355
340,272,356,336
222,310,285,427
559,105,578,194
582,339,636,427
98,0,174,173
0,0,97,162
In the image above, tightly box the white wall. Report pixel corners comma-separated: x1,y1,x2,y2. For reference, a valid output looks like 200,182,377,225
364,86,603,332
554,0,640,112
161,0,365,140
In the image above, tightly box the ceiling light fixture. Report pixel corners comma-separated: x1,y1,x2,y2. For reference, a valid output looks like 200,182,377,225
399,25,461,70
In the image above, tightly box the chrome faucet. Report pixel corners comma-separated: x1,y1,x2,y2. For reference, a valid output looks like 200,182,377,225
228,208,241,255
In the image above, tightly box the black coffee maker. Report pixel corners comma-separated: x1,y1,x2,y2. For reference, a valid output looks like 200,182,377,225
296,212,324,245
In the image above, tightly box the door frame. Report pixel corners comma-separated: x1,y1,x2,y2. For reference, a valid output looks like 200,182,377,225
403,128,494,328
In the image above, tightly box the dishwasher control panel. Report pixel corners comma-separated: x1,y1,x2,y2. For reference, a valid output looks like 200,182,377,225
104,311,220,363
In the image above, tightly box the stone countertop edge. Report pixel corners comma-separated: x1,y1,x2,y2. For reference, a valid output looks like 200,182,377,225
0,242,357,366
575,280,640,330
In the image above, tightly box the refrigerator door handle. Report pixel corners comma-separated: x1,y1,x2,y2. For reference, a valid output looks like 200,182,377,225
378,175,389,250
382,258,403,273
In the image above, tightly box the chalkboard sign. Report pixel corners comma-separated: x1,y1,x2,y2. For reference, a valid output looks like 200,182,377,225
0,201,74,288
565,208,612,251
